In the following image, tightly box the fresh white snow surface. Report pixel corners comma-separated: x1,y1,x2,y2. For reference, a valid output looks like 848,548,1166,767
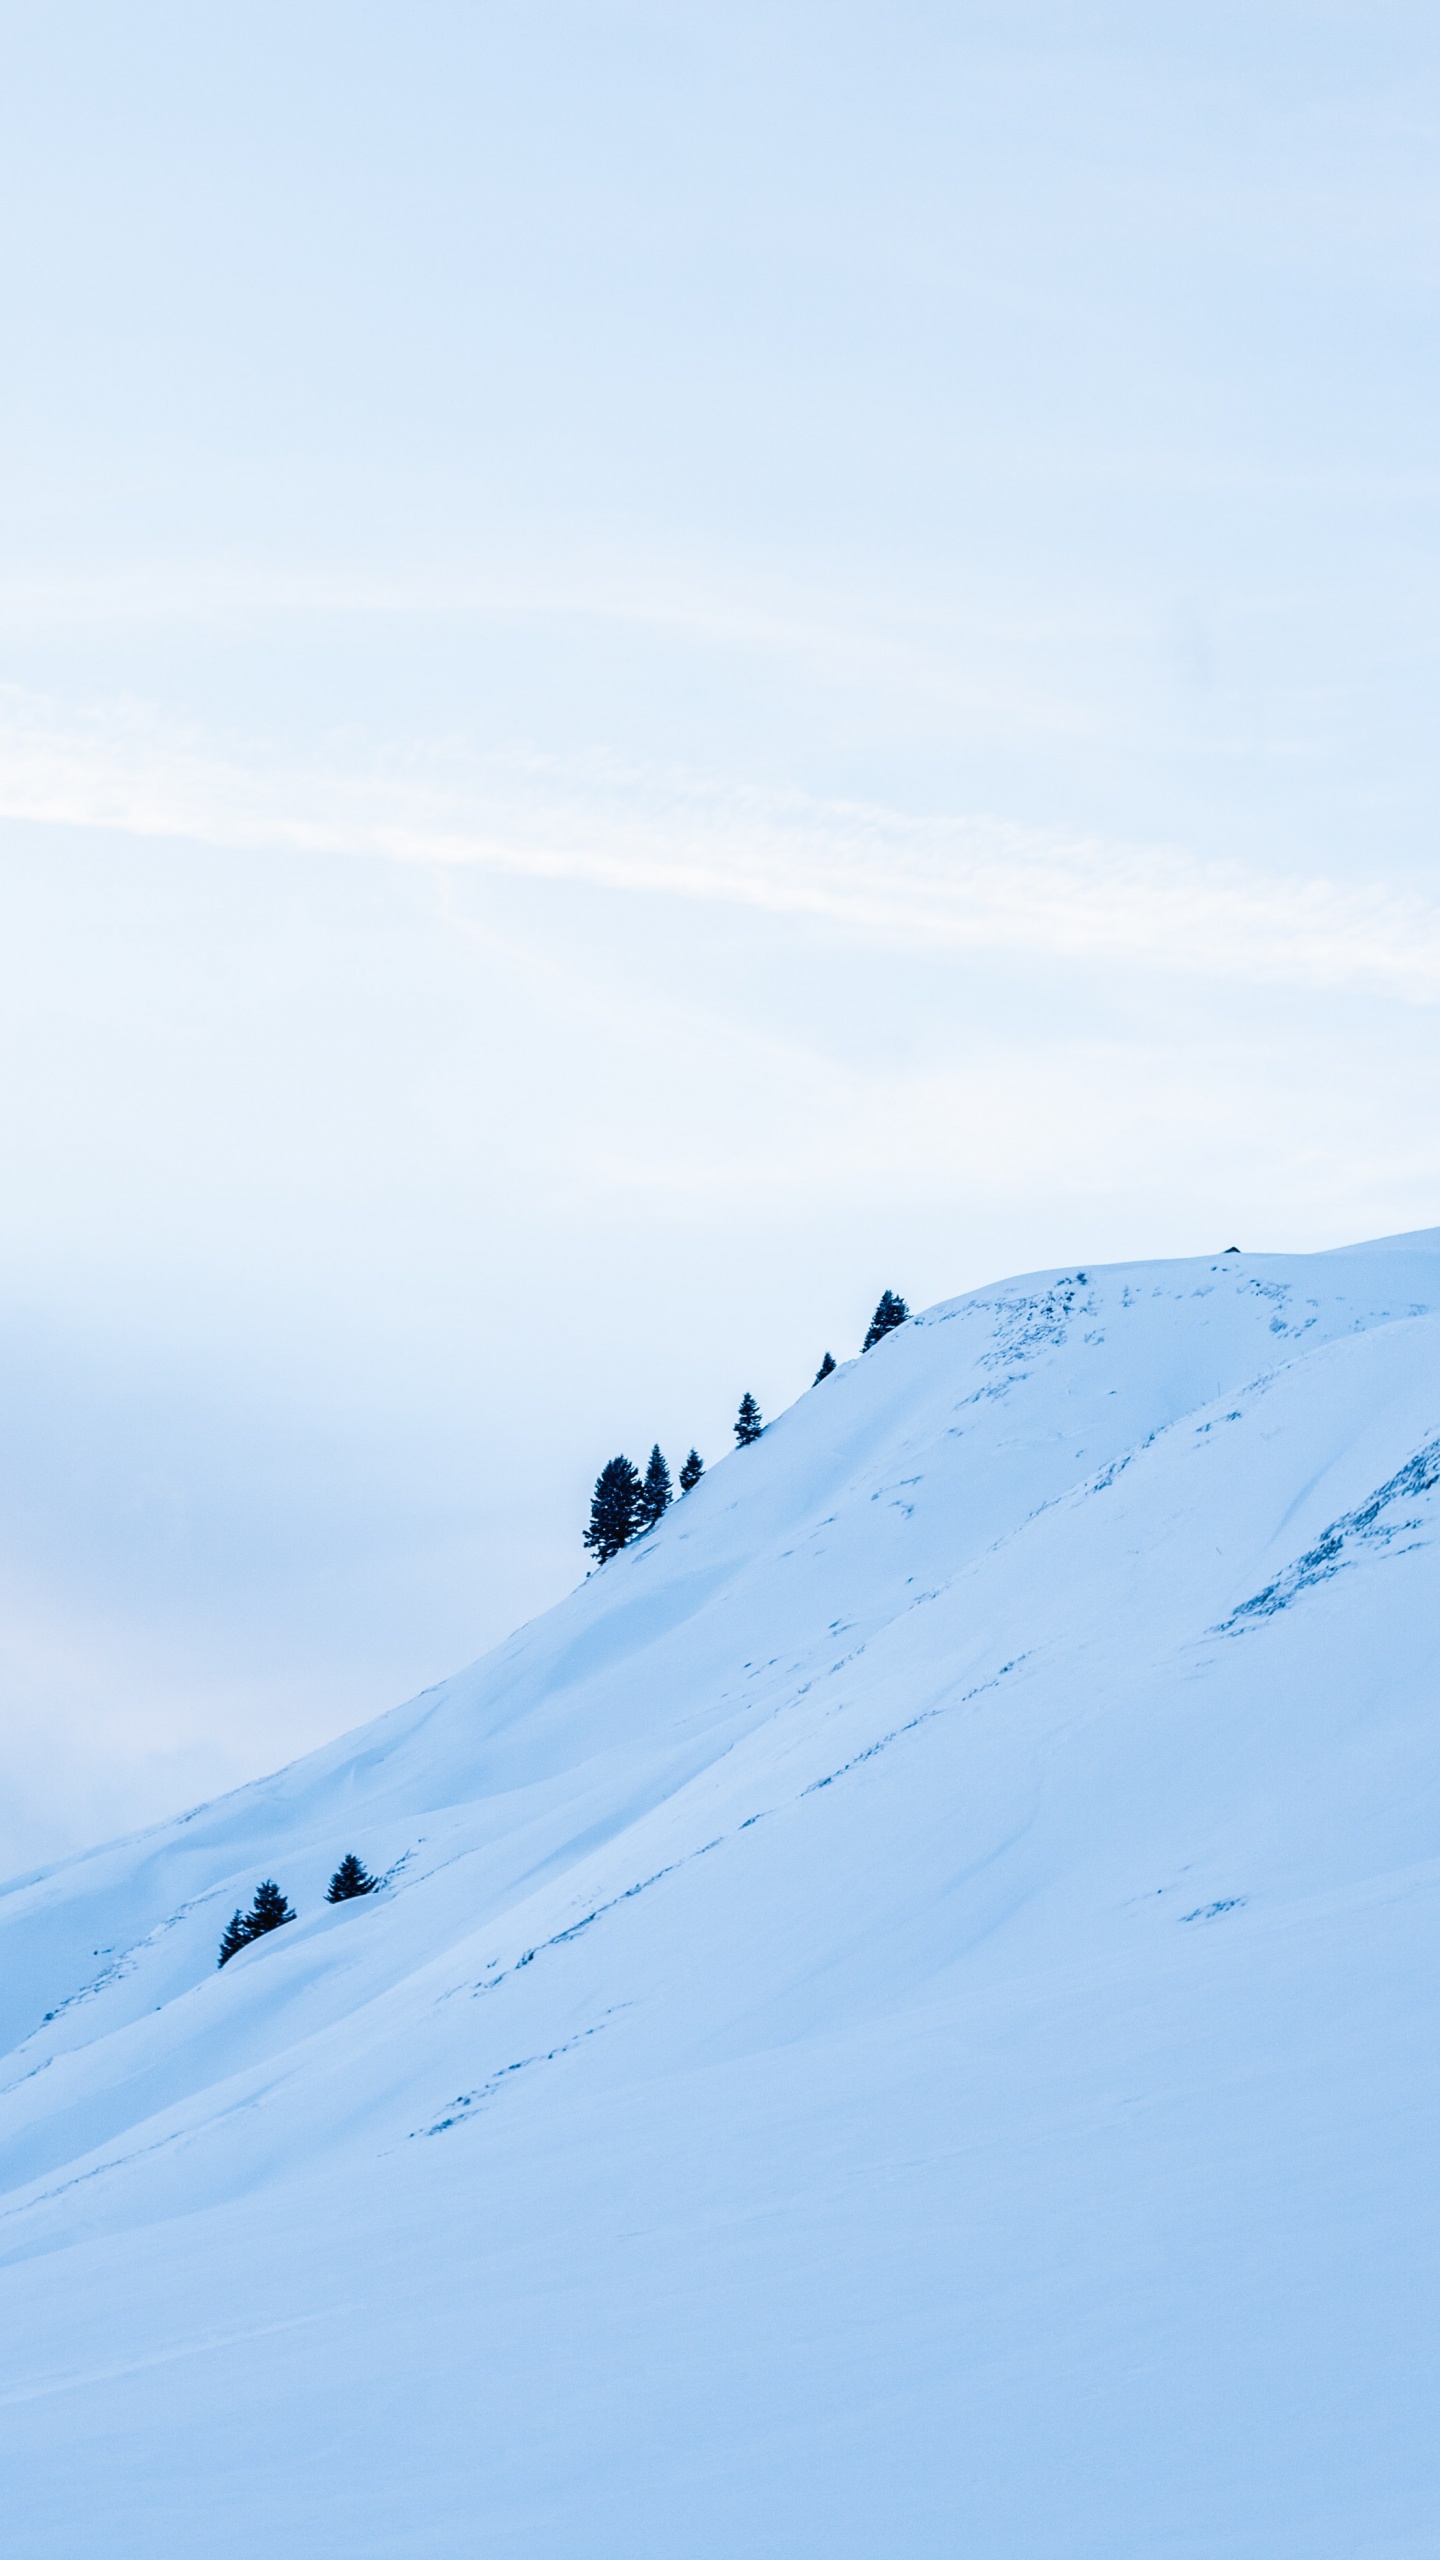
2,1235,1438,2557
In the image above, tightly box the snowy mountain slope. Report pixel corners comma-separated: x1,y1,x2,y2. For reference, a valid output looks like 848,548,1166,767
2,1234,1438,2557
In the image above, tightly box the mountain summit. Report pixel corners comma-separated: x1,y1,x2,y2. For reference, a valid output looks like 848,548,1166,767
3,1233,1439,2556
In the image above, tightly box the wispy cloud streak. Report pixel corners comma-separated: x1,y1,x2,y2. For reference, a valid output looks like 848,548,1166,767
2,683,1435,1000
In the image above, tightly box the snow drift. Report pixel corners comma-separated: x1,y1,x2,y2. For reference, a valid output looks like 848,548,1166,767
2,1234,1438,2557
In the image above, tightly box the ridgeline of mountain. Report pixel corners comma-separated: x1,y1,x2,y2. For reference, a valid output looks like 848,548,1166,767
3,1234,1439,2556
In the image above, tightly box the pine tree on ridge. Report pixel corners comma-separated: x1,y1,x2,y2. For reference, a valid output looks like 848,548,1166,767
813,1352,836,1384
218,1878,295,1968
638,1444,673,1530
584,1455,643,1562
734,1392,763,1446
247,1880,294,1937
678,1448,704,1494
862,1290,909,1351
326,1854,378,1903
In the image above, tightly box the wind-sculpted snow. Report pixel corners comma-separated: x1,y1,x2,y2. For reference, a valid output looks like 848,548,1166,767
2,1232,1439,2558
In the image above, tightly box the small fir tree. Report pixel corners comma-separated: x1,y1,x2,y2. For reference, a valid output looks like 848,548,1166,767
678,1448,704,1494
862,1290,909,1352
217,1908,253,1968
584,1455,643,1562
734,1392,763,1446
813,1351,836,1384
326,1853,377,1903
637,1443,673,1530
246,1879,294,1937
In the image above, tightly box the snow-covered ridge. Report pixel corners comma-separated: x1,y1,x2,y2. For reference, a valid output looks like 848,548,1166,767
3,1231,1439,2556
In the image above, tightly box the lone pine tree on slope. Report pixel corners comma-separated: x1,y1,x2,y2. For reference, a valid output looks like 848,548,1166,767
584,1454,643,1562
862,1290,909,1352
734,1392,763,1446
813,1351,836,1384
326,1854,377,1903
637,1444,673,1530
678,1448,704,1493
248,1879,294,1936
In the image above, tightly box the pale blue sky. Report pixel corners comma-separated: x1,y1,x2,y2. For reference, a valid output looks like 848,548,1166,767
2,2,1438,1869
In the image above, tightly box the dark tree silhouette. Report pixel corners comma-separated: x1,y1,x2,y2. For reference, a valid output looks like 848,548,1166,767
678,1448,704,1494
219,1879,294,1967
862,1290,909,1351
217,1908,253,1968
247,1880,294,1937
813,1351,836,1384
326,1854,377,1903
734,1392,763,1446
637,1443,673,1530
584,1455,644,1562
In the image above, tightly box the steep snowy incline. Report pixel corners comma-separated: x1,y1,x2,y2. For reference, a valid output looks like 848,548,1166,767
3,1232,1433,2058
1,1233,1438,2559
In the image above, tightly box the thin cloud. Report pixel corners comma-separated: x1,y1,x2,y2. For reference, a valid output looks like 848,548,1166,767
2,683,1437,1001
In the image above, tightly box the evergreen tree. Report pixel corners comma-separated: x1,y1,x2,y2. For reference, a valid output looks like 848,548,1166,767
678,1448,704,1494
734,1392,763,1446
813,1351,836,1384
326,1853,377,1903
637,1443,673,1530
583,1455,643,1562
246,1879,294,1937
217,1908,253,1968
862,1290,909,1351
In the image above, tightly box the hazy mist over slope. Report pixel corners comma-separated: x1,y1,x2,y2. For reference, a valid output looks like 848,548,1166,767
5,4,1440,1874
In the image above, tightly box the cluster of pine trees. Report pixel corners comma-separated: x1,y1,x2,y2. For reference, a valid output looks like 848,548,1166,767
217,1853,378,1968
584,1439,700,1565
584,1290,909,1565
